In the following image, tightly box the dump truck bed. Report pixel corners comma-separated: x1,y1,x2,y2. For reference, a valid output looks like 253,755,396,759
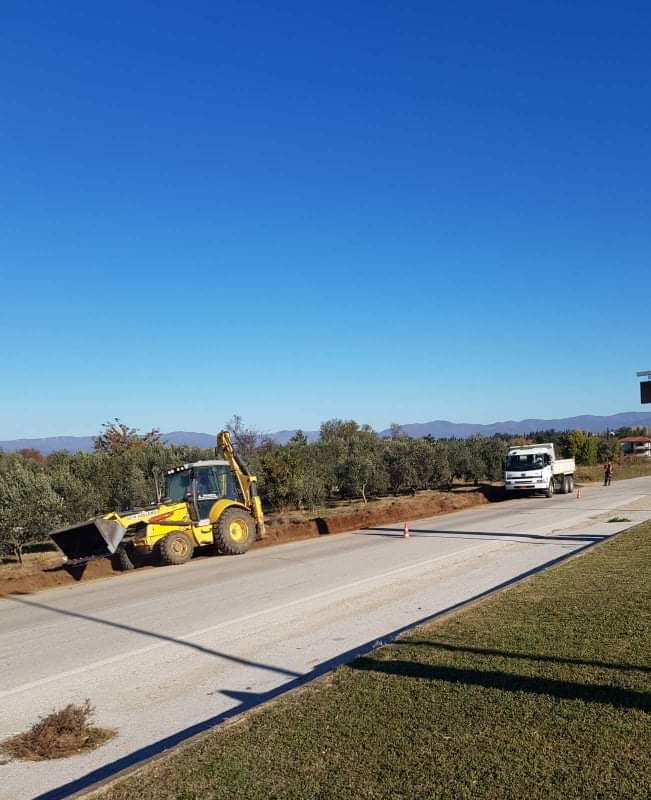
552,457,576,475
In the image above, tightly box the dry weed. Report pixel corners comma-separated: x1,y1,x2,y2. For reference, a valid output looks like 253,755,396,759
1,700,115,761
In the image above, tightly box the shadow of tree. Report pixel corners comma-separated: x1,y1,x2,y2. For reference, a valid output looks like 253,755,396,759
364,527,606,544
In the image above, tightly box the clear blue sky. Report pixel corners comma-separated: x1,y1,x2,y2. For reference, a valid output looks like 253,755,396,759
1,1,650,439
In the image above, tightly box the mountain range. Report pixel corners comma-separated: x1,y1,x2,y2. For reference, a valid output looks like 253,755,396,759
2,411,651,455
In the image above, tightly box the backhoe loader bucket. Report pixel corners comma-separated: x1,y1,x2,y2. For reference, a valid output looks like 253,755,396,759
50,518,127,563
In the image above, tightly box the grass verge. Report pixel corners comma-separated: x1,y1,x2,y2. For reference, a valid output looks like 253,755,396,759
98,521,651,800
2,701,114,761
576,459,651,483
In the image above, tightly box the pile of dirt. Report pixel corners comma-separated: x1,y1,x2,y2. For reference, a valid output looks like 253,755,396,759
260,489,490,546
1,701,114,761
0,488,493,597
0,557,118,598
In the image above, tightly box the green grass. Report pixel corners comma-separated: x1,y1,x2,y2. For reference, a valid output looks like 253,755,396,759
102,523,651,800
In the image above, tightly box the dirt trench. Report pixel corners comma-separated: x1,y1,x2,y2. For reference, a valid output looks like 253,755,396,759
0,489,494,598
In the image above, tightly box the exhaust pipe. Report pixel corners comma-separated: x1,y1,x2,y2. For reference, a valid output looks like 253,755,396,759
50,518,127,563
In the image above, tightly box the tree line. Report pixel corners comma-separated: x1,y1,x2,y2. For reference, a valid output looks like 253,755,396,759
0,417,623,561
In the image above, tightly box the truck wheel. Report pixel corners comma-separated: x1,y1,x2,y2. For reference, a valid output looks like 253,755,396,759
116,543,137,571
214,508,255,555
545,480,554,498
157,531,194,565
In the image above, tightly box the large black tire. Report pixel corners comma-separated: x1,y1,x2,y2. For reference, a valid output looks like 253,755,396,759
116,543,137,571
567,475,575,493
214,508,256,555
545,480,554,498
157,531,195,566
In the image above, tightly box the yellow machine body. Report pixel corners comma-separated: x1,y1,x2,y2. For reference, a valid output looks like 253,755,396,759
104,500,249,554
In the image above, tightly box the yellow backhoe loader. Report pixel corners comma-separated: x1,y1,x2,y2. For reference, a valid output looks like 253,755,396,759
50,431,266,569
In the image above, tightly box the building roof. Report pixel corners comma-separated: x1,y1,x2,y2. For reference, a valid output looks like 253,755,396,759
619,436,651,444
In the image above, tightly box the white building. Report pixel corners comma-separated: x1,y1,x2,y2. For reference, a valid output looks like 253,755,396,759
619,436,651,458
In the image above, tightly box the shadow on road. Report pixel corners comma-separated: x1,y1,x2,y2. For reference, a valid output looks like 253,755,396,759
26,536,604,799
363,527,608,544
6,596,302,679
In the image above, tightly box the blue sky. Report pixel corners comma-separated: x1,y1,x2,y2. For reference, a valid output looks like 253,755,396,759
1,1,650,438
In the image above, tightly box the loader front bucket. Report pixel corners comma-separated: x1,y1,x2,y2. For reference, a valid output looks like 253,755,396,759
50,518,127,563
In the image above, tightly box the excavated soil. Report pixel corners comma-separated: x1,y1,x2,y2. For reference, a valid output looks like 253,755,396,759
0,557,119,597
260,489,491,546
0,489,492,598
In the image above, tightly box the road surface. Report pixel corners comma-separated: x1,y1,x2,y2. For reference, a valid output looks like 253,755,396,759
2,476,651,800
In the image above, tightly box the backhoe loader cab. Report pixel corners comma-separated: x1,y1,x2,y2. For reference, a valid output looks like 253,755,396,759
164,461,243,521
49,431,266,570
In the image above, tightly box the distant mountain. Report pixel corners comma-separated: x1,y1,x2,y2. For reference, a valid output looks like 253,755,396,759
0,435,96,454
269,429,320,445
161,431,216,448
278,412,651,442
0,432,218,456
2,411,651,454
385,411,651,438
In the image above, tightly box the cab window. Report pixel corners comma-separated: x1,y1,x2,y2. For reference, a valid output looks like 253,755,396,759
166,471,191,502
214,465,241,501
194,465,242,519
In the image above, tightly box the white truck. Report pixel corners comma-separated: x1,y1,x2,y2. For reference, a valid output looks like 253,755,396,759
504,443,576,497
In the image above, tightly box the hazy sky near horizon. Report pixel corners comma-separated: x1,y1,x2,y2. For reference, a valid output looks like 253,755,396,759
1,1,650,439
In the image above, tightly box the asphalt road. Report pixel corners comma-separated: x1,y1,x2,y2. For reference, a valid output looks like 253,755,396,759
2,477,651,800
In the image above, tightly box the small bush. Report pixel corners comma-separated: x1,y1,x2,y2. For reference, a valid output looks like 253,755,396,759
1,700,114,761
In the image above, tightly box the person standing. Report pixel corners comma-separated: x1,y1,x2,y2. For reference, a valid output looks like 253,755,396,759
604,460,614,486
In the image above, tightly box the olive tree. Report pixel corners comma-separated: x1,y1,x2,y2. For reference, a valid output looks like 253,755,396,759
0,454,64,562
94,419,161,454
254,436,326,512
559,430,598,465
337,429,387,502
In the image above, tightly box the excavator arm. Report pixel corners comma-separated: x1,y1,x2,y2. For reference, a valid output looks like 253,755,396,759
217,431,266,540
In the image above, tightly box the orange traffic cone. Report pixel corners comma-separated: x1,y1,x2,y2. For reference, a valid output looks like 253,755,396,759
576,487,581,499
403,522,410,539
